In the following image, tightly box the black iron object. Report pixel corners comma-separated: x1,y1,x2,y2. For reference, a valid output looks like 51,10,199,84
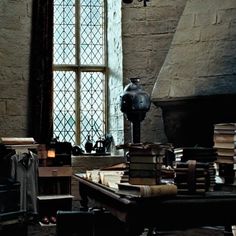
120,78,151,143
85,135,93,153
93,137,106,154
122,0,149,6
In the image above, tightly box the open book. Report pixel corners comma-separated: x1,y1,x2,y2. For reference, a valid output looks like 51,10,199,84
116,183,177,198
85,169,125,189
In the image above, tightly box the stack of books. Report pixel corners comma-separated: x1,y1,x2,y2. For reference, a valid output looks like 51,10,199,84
174,146,217,163
213,123,236,184
173,147,217,192
213,123,236,164
174,160,214,194
128,143,172,185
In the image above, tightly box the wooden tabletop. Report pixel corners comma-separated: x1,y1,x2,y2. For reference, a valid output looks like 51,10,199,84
74,174,236,235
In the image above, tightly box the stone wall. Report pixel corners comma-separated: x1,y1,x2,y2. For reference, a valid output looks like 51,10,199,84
0,0,32,137
0,0,188,146
152,0,236,100
121,0,187,143
107,1,124,148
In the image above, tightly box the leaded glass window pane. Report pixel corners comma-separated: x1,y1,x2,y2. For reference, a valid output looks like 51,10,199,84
53,71,76,144
80,0,105,65
54,0,76,64
80,72,105,146
53,0,106,147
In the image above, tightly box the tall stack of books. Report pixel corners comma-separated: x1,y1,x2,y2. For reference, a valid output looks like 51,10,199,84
213,123,236,164
213,123,236,183
173,147,217,192
128,143,172,185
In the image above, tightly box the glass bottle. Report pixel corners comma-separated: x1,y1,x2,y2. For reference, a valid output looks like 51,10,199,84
85,135,93,153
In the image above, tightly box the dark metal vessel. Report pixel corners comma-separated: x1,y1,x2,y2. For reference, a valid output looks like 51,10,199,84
120,78,151,143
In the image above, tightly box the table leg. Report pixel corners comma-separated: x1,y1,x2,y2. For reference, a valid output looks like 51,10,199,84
224,225,233,236
78,184,89,211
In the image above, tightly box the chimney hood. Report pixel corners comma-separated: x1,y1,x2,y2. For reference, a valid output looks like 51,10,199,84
151,0,236,147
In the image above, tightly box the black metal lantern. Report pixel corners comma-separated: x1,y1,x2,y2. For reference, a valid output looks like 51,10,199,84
122,0,149,7
120,78,151,143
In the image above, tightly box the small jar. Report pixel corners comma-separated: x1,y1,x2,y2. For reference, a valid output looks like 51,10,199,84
85,135,93,153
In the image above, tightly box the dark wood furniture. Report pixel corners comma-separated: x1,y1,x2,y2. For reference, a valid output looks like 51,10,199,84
74,174,236,236
37,166,73,225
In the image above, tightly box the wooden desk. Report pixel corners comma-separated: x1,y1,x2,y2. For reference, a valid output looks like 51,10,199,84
74,174,236,236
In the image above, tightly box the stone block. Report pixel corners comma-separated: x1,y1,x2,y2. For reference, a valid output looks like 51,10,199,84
200,24,230,42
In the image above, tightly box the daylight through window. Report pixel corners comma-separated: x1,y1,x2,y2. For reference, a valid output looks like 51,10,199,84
53,0,107,147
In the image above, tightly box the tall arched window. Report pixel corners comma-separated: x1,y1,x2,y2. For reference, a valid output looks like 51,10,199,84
53,0,107,146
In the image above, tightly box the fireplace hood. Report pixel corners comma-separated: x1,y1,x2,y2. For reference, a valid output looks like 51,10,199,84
151,0,236,147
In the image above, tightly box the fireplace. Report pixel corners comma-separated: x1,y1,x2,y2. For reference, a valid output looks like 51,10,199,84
151,0,236,148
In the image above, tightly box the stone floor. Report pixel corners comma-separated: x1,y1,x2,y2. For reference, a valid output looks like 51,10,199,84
26,200,231,236
28,223,56,236
28,224,227,236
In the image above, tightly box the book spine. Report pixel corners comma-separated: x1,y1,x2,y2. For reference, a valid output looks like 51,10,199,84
129,162,161,170
129,177,159,185
129,169,160,178
129,155,162,163
214,142,236,149
140,184,177,197
129,148,165,156
214,134,236,143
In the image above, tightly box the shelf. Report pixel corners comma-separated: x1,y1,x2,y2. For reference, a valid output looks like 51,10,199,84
37,194,74,200
37,164,73,218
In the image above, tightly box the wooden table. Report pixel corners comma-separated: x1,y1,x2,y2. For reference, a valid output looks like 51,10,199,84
74,174,236,236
